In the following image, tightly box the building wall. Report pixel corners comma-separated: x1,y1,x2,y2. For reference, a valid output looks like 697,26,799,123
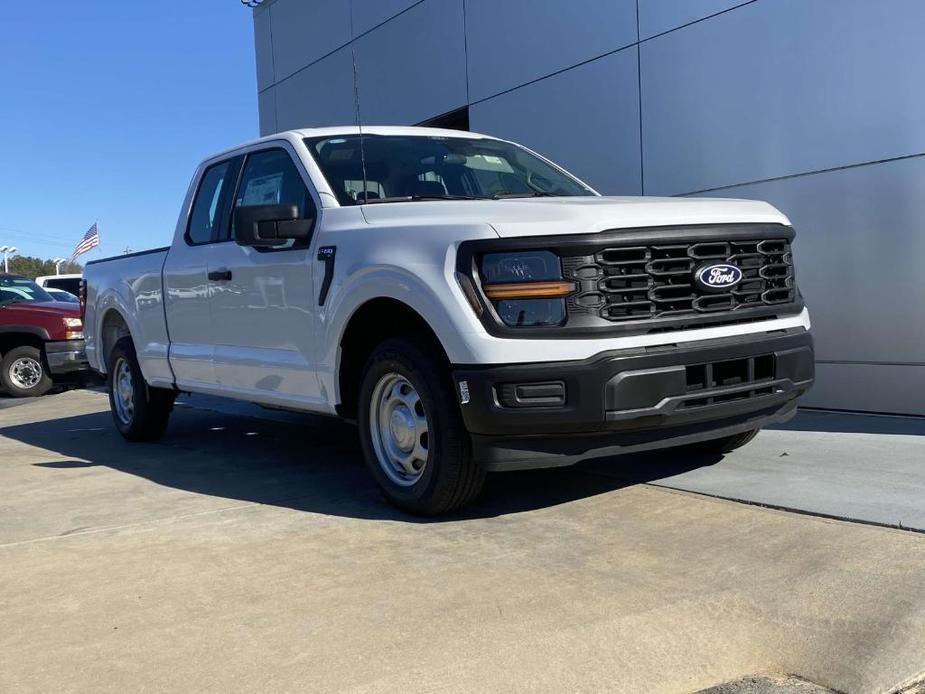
252,0,925,415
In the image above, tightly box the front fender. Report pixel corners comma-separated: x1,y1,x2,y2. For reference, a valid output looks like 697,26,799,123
317,260,486,407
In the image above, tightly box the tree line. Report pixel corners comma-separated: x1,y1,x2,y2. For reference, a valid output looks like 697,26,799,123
5,256,83,279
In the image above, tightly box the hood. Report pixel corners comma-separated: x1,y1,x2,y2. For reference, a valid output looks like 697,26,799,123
1,301,81,319
360,195,790,237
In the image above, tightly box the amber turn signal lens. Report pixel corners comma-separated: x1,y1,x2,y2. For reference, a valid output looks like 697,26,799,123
483,280,576,300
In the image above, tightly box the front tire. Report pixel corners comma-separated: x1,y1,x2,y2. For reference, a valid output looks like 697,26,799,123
1,345,53,397
358,337,485,515
108,338,176,441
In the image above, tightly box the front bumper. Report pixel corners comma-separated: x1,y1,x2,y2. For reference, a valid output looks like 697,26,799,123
452,328,814,471
45,339,90,375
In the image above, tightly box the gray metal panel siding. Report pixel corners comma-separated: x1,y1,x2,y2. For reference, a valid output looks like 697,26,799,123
470,50,642,195
693,155,925,366
801,363,925,416
253,7,275,91
637,0,748,39
274,48,357,131
465,0,637,102
353,0,467,125
641,0,925,195
258,87,278,136
269,0,352,83
350,0,420,37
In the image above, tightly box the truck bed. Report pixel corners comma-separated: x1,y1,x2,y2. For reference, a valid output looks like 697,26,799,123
83,247,173,387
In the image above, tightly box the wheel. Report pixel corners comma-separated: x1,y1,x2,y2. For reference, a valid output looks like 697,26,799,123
685,428,760,455
358,337,486,515
107,337,176,442
1,345,53,397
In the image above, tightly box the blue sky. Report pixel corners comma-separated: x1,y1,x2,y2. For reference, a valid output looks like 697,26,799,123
0,1,258,261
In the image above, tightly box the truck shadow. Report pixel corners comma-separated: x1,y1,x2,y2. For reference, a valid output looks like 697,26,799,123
1,402,723,523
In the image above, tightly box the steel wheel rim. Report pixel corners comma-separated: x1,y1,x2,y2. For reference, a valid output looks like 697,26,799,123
369,373,430,487
9,357,43,390
112,357,135,425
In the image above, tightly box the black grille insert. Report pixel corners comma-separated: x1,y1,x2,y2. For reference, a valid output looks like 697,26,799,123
681,354,777,409
565,238,796,323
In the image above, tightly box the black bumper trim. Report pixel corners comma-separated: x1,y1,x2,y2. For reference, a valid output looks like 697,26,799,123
471,402,798,471
452,329,814,470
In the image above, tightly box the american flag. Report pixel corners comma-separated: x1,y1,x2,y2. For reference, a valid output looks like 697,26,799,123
70,223,100,261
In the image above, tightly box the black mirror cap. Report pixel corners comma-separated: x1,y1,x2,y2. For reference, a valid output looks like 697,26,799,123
233,204,315,247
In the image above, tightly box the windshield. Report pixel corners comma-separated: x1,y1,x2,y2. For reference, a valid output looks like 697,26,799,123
0,276,54,305
304,134,596,205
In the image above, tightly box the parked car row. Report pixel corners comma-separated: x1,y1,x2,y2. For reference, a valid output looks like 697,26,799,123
0,273,91,397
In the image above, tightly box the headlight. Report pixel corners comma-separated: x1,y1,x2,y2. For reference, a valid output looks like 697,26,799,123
63,317,82,329
479,251,574,327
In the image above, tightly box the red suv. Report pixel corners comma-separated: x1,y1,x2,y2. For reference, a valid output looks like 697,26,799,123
0,273,90,397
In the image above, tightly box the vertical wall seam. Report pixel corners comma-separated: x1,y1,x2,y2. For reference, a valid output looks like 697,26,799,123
462,0,470,106
267,5,278,133
635,0,644,195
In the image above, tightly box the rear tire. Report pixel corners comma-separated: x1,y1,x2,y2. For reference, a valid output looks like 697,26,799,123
107,338,176,442
685,428,760,455
1,345,53,397
358,337,485,515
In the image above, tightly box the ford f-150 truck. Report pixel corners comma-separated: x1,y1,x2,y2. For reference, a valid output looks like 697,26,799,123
84,126,814,514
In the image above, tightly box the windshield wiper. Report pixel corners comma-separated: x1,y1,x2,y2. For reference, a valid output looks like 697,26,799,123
491,191,562,199
364,194,483,204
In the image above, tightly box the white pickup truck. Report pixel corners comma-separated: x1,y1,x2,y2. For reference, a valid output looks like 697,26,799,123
84,126,814,514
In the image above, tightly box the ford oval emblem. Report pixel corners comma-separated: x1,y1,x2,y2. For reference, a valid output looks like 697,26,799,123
694,263,743,293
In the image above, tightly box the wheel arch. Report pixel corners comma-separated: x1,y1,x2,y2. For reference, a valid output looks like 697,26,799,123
0,330,46,357
99,308,132,372
336,297,450,420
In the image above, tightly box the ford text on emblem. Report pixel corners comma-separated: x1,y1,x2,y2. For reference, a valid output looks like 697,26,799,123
695,263,743,293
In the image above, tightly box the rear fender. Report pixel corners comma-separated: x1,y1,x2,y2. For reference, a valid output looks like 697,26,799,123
92,291,171,385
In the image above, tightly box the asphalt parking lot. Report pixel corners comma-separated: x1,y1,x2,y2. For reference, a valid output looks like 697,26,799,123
1,390,924,693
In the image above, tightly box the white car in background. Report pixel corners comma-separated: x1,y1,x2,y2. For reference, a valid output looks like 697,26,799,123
35,274,82,297
45,288,79,304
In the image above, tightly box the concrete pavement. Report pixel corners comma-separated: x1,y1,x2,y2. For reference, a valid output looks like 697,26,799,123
188,393,925,532
586,409,925,532
0,393,40,410
1,390,924,693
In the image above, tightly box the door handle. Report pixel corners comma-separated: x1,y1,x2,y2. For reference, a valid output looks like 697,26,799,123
208,268,232,282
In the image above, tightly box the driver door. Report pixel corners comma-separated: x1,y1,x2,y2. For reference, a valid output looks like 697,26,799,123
207,145,323,409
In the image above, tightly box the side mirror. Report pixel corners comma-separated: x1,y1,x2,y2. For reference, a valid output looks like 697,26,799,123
233,204,314,248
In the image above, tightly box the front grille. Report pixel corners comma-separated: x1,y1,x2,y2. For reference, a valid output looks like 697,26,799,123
563,238,796,323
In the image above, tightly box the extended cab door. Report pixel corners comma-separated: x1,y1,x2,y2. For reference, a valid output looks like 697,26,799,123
207,145,323,408
163,156,242,390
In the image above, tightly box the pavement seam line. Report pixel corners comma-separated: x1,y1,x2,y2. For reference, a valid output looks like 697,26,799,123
641,482,925,536
0,500,267,550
